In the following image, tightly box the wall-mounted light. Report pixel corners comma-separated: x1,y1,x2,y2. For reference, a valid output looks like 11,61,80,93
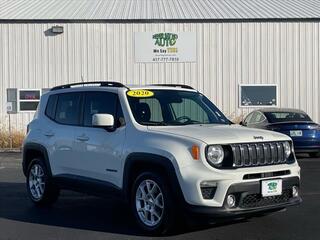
51,25,63,34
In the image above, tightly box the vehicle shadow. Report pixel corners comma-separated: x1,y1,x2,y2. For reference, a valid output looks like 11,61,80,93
0,182,248,237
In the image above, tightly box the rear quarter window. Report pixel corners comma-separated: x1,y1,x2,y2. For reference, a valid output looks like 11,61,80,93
45,94,58,120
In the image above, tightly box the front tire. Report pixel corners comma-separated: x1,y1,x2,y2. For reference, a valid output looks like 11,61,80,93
131,172,176,234
26,158,60,206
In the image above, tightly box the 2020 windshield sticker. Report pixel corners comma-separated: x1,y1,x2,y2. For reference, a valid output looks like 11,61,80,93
127,90,154,98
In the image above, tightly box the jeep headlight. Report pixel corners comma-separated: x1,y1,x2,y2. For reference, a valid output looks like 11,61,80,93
206,145,224,166
283,141,291,158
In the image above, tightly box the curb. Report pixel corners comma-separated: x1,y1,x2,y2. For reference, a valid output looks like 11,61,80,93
0,149,22,153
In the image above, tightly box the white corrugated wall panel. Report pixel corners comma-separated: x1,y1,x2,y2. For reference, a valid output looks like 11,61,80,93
0,21,319,131
1,0,320,20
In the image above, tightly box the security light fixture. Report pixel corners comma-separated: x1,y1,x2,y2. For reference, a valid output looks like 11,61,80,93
51,25,63,34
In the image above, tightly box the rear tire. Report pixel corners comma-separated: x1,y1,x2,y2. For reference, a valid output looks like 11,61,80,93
309,152,320,158
26,158,60,206
131,171,176,235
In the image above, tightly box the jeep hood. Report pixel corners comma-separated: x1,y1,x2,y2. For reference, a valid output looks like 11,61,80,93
148,124,291,144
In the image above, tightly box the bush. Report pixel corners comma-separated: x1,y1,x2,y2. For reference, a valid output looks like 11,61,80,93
231,114,245,124
227,112,245,124
0,128,25,149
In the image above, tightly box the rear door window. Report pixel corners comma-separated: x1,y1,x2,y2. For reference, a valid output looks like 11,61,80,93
244,112,254,125
55,92,82,125
250,112,266,124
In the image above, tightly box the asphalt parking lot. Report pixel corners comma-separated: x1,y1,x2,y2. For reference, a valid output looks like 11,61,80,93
0,152,319,240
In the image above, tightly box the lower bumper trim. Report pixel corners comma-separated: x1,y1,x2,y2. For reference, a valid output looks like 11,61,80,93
185,176,301,218
186,197,301,218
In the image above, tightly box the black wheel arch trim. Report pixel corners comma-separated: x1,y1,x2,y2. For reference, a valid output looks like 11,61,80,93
22,142,52,177
123,152,186,204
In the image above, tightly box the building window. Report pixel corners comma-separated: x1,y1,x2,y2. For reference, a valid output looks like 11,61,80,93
239,84,278,107
18,89,41,112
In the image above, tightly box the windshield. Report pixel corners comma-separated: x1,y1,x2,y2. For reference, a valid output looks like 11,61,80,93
127,89,230,126
265,111,312,123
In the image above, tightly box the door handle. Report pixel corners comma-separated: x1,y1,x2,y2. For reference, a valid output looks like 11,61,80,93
44,131,55,137
76,136,89,142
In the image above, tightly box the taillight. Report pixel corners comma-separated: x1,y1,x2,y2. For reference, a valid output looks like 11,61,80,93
310,124,320,130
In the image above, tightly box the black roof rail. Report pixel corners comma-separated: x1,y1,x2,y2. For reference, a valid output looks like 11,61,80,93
150,84,194,90
50,81,127,91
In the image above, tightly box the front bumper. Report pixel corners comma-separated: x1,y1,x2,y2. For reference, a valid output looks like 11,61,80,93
294,147,320,153
293,139,320,153
185,176,301,217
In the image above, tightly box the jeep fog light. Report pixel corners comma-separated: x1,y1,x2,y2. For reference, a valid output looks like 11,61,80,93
292,186,299,197
206,145,224,166
226,194,236,208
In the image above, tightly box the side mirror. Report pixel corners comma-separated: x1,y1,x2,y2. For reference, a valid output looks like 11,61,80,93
92,114,115,130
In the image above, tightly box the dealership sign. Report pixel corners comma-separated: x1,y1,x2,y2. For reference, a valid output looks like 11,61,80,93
134,32,196,63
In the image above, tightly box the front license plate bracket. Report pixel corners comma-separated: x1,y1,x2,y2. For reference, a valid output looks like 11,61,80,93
261,179,282,197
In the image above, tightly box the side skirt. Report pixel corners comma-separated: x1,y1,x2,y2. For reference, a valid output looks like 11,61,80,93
53,174,124,200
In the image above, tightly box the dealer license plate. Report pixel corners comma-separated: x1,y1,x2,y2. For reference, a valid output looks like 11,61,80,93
290,130,303,137
261,179,282,197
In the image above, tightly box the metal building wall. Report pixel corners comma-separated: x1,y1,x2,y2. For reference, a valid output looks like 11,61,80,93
0,21,319,130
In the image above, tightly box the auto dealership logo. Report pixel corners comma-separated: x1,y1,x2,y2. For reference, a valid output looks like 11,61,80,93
153,33,178,47
151,32,179,62
268,182,278,191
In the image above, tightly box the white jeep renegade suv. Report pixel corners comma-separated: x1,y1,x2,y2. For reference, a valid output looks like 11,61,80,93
23,81,301,234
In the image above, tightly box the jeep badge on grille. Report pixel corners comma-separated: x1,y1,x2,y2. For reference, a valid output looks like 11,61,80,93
253,136,264,140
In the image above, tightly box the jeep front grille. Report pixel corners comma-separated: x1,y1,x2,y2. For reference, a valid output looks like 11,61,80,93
231,142,289,168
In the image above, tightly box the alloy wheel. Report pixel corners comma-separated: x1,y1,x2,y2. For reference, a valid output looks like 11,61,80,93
135,179,164,227
28,164,45,200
